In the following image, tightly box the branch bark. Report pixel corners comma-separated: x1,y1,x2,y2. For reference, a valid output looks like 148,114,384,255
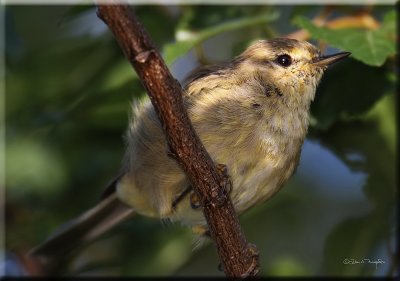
96,3,259,277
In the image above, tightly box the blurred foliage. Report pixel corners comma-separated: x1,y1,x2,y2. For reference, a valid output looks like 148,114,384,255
163,9,279,65
311,59,390,129
294,10,396,66
3,3,397,277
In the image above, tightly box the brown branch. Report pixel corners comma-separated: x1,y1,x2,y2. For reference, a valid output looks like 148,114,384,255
95,2,259,278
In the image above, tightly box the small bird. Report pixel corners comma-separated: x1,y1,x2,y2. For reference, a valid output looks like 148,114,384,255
31,38,350,261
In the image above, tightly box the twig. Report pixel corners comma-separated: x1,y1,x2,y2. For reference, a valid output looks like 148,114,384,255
96,2,259,277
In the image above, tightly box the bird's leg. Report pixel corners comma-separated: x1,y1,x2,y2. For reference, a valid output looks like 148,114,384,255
189,163,233,209
172,163,232,210
216,163,232,196
171,186,192,210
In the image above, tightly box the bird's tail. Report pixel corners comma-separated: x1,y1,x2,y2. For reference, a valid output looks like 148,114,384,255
29,192,135,262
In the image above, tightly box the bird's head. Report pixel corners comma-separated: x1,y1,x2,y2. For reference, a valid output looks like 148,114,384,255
234,38,350,106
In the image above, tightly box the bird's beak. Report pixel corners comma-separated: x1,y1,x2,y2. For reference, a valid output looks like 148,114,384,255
312,52,351,67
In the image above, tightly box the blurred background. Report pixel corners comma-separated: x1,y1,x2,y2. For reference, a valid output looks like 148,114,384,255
2,4,397,277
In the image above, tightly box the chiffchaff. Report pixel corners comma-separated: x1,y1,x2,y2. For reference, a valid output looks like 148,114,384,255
31,38,350,259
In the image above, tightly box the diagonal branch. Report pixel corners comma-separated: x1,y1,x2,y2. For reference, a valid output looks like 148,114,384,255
96,2,259,277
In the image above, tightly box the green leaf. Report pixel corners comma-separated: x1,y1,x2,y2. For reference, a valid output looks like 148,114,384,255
381,10,396,34
177,6,277,33
293,13,395,66
163,40,198,66
364,93,396,154
162,11,279,65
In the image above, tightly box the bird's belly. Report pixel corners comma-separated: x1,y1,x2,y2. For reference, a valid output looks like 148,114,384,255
170,142,300,227
230,156,295,214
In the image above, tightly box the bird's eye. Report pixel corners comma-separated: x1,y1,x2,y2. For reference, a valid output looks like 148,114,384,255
276,54,292,67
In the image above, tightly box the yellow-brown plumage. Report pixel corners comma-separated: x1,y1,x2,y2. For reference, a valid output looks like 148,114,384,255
117,38,347,229
31,38,350,258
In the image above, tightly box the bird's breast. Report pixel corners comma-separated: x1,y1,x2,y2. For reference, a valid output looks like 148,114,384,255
227,129,304,214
